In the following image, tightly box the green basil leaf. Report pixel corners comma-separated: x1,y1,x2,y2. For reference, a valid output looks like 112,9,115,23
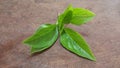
58,5,73,31
23,24,58,54
58,5,73,24
60,28,96,61
71,8,95,25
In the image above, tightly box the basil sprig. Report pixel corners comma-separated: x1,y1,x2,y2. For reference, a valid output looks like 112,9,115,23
23,5,96,61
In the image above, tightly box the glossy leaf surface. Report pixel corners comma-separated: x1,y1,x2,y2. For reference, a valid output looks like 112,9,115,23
60,28,96,61
71,8,95,25
23,24,58,53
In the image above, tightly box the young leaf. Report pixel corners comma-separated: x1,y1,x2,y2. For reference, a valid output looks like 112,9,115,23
58,5,73,31
58,5,73,24
23,24,58,54
71,8,95,25
60,28,96,61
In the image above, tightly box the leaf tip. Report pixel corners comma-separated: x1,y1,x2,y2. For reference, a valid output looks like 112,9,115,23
22,39,27,44
89,55,96,61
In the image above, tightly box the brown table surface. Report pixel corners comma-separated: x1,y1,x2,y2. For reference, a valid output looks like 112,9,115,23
0,0,120,68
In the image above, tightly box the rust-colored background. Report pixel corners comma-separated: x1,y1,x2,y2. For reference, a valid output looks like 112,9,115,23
0,0,120,68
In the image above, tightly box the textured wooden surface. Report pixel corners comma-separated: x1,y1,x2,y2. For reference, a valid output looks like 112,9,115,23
0,0,120,68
